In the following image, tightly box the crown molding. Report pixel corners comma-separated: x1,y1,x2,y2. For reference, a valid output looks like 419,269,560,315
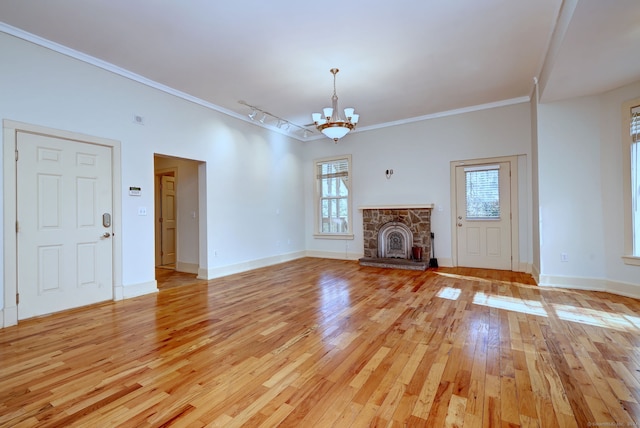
2,22,530,142
354,96,531,134
0,23,309,141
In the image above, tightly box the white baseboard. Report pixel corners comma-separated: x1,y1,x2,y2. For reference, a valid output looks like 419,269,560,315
114,280,158,300
198,251,306,280
539,274,606,291
305,250,363,261
605,279,640,299
538,274,640,299
176,261,199,274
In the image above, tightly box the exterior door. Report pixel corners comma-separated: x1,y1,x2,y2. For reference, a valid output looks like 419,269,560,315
160,175,177,265
17,131,113,319
455,161,512,270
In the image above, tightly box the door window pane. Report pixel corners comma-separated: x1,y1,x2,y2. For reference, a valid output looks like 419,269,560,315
465,169,500,219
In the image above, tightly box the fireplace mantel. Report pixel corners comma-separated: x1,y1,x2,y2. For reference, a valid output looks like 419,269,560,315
358,204,434,210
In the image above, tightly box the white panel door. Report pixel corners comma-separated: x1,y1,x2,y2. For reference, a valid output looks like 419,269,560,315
456,162,512,270
160,175,177,265
17,132,113,319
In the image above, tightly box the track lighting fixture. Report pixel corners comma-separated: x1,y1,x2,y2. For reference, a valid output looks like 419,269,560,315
238,100,312,138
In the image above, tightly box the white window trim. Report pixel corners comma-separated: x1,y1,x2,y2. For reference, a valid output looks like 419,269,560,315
621,99,640,265
313,154,354,240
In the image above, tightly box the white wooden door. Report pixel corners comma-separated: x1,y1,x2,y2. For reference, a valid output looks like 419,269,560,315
17,132,113,319
160,175,176,265
456,162,512,270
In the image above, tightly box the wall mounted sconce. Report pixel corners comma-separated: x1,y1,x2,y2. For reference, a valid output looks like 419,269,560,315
386,169,394,179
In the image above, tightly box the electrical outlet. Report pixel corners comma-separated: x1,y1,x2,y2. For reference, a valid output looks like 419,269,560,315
561,252,568,262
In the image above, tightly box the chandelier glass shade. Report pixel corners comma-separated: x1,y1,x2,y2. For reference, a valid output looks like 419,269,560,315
312,68,359,142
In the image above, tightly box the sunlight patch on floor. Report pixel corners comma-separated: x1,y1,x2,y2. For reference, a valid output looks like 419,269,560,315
472,292,548,317
553,304,640,332
436,287,462,300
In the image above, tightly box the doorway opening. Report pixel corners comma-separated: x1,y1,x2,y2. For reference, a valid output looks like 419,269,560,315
154,154,203,287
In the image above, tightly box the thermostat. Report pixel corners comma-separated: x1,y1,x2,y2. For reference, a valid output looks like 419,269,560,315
129,186,141,196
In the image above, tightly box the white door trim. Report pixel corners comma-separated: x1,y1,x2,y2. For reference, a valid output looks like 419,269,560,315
450,155,520,270
3,120,122,327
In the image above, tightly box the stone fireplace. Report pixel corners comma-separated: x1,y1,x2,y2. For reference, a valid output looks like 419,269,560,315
359,205,433,270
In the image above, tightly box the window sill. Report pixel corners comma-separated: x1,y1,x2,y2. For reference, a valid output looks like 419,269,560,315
622,255,640,266
313,233,354,240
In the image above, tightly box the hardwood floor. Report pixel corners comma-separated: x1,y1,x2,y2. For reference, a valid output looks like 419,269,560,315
1,258,639,427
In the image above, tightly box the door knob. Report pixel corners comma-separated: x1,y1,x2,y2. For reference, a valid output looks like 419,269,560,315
457,223,463,227
102,232,111,238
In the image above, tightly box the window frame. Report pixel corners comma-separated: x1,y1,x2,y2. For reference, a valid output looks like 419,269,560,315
313,154,354,240
622,100,640,266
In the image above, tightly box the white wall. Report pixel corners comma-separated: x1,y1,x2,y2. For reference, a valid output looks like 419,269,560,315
0,32,307,315
304,103,533,268
538,97,606,279
537,80,640,295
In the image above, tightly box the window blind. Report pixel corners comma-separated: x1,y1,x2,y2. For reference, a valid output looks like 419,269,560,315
465,168,500,218
317,158,349,179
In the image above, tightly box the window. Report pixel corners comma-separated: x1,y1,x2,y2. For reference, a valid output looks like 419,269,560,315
465,166,500,219
314,155,353,238
631,107,639,256
623,103,640,265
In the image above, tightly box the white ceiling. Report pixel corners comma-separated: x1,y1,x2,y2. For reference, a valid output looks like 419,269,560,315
1,0,639,139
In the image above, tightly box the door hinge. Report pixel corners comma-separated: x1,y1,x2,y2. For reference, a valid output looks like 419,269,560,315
15,220,19,233
15,149,18,161
159,217,163,223
16,293,19,304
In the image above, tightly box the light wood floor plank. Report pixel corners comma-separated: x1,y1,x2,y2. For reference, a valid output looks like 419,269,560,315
0,258,639,427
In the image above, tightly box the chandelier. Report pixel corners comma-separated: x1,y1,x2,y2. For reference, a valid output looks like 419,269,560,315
312,68,359,143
